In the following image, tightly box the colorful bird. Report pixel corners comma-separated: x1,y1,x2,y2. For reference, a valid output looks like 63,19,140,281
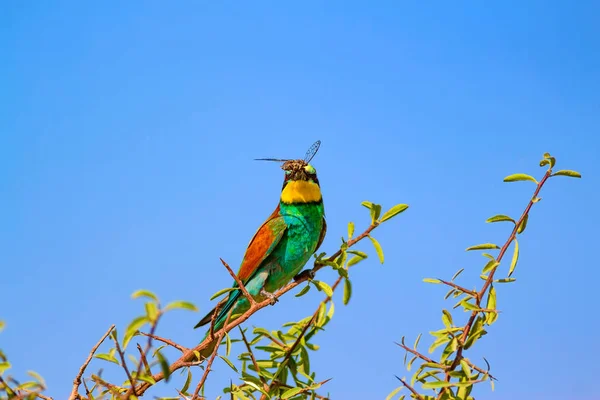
194,141,327,336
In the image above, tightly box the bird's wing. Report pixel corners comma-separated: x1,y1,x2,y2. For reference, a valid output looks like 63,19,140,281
315,216,327,252
236,204,287,283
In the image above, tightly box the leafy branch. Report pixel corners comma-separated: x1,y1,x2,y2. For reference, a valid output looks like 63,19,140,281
389,152,581,400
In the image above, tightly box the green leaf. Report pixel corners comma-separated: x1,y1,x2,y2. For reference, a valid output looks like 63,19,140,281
532,196,542,203
406,356,417,371
361,201,373,210
503,173,538,183
370,204,382,223
386,386,403,400
347,254,367,267
423,278,442,284
327,301,335,320
123,316,149,349
460,359,472,378
369,236,384,263
225,333,232,357
0,361,12,373
155,350,171,382
343,278,352,305
466,243,500,251
295,284,311,297
414,333,422,350
348,222,355,239
421,381,455,389
495,278,516,283
210,287,235,300
552,170,582,178
313,280,333,297
441,310,453,329
27,371,46,387
281,387,303,399
509,239,519,277
131,289,159,303
486,286,498,325
428,336,451,354
380,204,409,223
460,300,479,311
517,214,528,234
164,301,198,312
94,353,120,365
219,355,239,372
137,373,156,385
145,302,159,321
451,268,464,281
482,260,500,274
485,214,515,224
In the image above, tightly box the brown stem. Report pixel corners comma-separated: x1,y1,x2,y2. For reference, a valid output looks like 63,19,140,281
68,324,115,400
438,279,477,298
139,332,188,353
220,258,256,305
113,336,136,396
395,376,424,400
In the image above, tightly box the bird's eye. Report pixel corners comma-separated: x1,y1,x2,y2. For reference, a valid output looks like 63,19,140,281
304,164,316,174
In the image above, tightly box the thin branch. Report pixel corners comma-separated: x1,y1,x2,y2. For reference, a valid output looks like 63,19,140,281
139,332,188,353
129,313,161,395
113,336,136,396
464,359,497,381
438,279,477,298
137,344,151,375
220,258,256,305
191,311,233,399
91,374,122,396
68,324,115,400
238,326,269,391
395,342,437,365
19,388,54,400
395,376,424,400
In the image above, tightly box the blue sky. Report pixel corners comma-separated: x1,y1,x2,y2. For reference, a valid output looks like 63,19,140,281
1,1,598,399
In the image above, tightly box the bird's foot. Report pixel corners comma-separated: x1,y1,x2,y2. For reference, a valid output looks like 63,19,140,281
260,289,279,306
294,269,315,282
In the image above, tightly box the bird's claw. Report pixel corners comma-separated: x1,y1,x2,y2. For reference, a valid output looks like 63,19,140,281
294,269,315,282
260,289,278,306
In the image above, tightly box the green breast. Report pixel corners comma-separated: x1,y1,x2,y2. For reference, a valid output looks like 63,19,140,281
263,201,324,291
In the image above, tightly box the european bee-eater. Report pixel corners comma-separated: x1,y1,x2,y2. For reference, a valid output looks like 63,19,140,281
194,141,327,335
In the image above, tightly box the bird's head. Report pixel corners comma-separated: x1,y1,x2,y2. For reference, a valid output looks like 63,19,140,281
256,141,322,204
281,160,319,186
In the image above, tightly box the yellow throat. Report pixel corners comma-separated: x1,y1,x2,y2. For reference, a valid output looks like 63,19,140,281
280,180,322,204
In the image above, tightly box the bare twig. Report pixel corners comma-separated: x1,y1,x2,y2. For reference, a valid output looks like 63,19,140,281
139,332,188,353
19,388,54,400
129,313,161,395
191,311,233,399
220,258,255,305
137,344,151,375
438,279,478,298
68,324,115,400
113,336,136,396
91,374,122,396
395,376,424,400
238,327,269,391
395,342,438,365
465,358,497,381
